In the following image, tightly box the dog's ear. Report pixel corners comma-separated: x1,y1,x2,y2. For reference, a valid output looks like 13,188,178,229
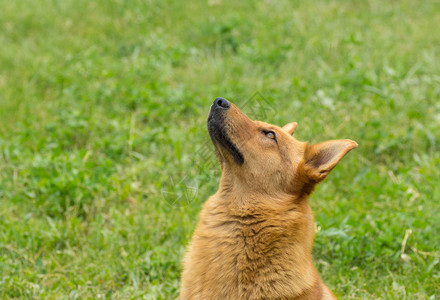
303,139,358,182
282,122,298,135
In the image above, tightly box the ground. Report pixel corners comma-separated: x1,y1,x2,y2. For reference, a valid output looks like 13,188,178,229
0,0,439,299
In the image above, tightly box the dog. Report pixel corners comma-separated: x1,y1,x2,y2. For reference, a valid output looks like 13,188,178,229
180,97,357,299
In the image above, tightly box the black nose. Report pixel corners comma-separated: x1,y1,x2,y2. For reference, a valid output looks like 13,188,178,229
213,97,230,109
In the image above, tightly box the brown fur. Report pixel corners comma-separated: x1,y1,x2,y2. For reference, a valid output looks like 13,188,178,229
180,100,357,299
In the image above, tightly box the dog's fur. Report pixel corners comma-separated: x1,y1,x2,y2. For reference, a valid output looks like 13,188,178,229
180,99,357,299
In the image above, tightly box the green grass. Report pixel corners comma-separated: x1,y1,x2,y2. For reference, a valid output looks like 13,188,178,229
1,0,439,298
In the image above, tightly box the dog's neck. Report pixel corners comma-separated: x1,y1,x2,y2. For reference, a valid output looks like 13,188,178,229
217,169,308,212
218,166,293,197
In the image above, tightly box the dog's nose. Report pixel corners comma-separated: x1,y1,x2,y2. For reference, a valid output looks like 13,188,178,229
213,97,230,109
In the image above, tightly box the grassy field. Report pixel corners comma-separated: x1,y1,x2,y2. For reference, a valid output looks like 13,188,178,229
1,0,439,298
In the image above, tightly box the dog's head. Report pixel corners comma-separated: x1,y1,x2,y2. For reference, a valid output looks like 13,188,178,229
207,97,357,197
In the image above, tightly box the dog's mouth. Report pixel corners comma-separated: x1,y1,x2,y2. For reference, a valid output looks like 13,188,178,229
207,101,244,166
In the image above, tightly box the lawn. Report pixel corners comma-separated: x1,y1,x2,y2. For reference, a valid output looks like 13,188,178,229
0,0,439,298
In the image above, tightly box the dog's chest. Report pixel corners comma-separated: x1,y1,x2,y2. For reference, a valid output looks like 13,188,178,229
198,212,294,288
181,197,318,299
189,213,313,299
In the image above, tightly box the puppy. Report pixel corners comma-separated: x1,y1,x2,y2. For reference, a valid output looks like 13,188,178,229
181,98,357,299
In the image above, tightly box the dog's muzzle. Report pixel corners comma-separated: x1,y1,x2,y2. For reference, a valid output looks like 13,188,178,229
207,98,244,165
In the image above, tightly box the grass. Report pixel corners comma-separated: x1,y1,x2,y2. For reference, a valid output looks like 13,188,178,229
0,0,439,298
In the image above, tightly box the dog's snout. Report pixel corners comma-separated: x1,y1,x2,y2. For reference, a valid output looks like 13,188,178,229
213,97,230,109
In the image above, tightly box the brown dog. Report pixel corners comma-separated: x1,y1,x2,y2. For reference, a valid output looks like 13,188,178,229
180,98,357,299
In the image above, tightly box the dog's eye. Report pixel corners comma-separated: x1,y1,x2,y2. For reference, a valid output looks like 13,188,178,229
264,131,276,140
